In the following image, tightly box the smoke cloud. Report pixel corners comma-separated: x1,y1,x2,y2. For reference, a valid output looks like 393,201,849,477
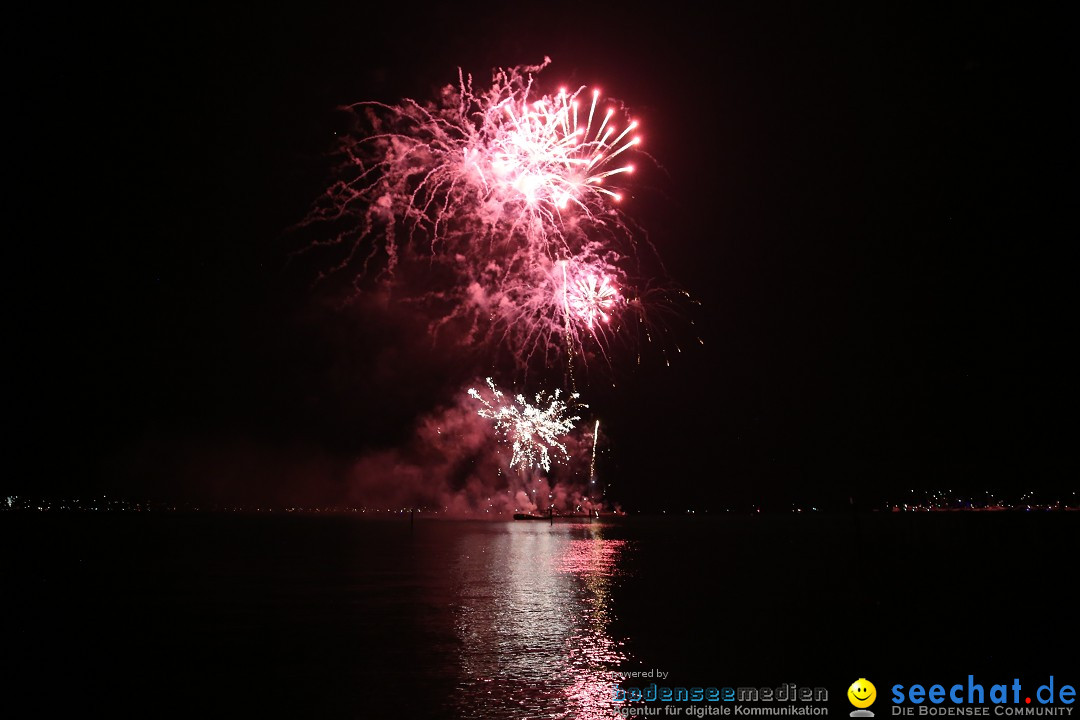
346,384,604,516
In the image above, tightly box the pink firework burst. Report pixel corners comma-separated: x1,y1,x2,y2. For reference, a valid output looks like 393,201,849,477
304,58,640,262
301,58,684,376
480,84,639,212
561,262,621,330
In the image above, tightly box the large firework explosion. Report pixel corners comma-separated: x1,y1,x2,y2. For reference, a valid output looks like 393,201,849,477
303,57,673,377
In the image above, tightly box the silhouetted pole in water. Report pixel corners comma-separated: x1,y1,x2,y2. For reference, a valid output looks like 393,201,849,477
550,506,554,526
411,508,415,529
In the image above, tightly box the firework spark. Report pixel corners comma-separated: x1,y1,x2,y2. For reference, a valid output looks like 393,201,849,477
468,377,583,473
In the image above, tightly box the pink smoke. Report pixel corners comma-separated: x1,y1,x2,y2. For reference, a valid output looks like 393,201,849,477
346,384,605,517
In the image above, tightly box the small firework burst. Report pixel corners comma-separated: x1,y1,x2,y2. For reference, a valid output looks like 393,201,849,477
561,260,621,330
468,377,583,472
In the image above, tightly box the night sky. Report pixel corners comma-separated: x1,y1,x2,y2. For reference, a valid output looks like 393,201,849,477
8,5,1073,509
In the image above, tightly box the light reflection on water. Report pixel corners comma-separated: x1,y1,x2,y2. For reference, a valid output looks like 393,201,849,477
449,521,629,718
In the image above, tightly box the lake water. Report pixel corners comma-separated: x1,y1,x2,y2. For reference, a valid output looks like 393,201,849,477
5,513,1077,717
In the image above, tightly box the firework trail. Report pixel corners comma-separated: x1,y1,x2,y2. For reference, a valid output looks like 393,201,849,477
468,377,583,473
589,420,600,486
302,58,676,374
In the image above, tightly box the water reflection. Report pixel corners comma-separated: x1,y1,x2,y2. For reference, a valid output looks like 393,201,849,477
450,521,629,718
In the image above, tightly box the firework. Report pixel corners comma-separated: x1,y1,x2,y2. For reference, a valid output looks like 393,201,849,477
306,58,640,258
301,61,691,518
301,59,667,371
468,377,584,473
561,261,620,330
589,420,600,485
480,83,639,212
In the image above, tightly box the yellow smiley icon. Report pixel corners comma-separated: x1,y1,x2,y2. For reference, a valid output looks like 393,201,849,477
848,679,877,708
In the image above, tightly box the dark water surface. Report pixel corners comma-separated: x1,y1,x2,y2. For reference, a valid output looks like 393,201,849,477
5,514,1077,717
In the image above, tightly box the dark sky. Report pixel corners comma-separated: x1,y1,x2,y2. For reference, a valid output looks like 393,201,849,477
7,4,1073,508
